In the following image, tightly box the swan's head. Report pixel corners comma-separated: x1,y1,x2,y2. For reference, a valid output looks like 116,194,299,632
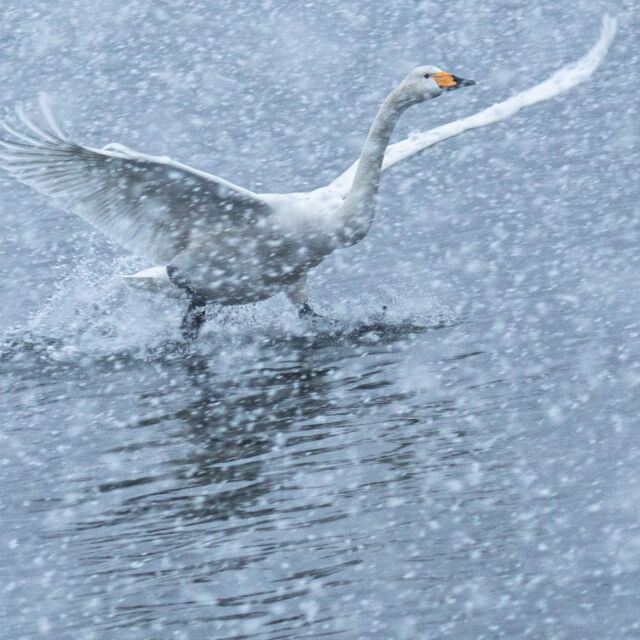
397,65,475,105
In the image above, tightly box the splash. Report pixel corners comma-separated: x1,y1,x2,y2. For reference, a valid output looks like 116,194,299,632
1,254,454,365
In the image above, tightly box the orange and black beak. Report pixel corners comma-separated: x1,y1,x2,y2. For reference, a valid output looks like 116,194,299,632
432,71,476,91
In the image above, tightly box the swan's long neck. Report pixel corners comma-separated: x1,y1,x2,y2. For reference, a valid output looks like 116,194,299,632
336,88,408,245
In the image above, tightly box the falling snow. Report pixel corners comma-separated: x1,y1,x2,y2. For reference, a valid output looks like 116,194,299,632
1,1,639,639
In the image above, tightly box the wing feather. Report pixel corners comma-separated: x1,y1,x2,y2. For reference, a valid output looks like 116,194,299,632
328,15,617,198
0,96,273,264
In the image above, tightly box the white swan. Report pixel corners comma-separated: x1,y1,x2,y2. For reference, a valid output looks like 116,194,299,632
0,16,616,338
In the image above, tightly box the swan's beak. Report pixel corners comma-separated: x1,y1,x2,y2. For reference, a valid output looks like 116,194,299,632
432,71,476,91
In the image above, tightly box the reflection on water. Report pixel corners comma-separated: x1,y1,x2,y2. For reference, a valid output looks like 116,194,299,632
3,316,638,640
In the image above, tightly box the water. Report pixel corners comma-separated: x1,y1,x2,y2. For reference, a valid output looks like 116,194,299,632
1,1,639,639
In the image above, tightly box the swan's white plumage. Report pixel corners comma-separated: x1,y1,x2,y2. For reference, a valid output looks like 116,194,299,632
0,105,273,265
329,15,617,197
0,15,617,307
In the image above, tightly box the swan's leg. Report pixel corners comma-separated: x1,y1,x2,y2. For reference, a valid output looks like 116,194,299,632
181,295,207,340
167,265,208,340
285,276,322,318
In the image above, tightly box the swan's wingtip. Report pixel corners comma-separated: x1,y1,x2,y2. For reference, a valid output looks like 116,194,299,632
37,91,50,107
36,92,69,141
600,14,618,42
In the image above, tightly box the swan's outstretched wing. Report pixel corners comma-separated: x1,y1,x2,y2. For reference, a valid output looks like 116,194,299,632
329,14,617,198
0,99,273,264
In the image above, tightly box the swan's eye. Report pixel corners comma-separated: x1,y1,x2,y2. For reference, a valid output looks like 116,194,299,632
423,73,431,79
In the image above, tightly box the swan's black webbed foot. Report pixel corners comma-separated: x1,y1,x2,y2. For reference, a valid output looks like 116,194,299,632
298,302,322,319
167,265,207,340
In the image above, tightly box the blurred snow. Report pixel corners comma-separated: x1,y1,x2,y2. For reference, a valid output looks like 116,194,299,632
0,1,639,639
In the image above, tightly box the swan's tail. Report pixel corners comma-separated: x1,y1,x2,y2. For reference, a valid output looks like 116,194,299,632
328,14,617,198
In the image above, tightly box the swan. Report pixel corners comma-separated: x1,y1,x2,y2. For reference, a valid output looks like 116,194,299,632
0,16,616,339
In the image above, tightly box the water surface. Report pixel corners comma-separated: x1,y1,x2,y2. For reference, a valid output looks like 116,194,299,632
1,1,639,638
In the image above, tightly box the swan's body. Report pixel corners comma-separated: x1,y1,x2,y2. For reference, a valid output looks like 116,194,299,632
0,66,473,324
0,16,616,337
